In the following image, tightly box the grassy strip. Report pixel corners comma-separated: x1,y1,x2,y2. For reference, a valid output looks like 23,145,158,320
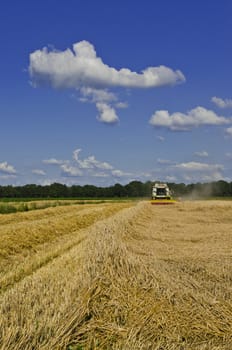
0,199,137,214
0,201,73,214
0,197,140,202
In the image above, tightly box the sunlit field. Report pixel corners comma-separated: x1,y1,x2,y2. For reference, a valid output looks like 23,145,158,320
0,200,232,349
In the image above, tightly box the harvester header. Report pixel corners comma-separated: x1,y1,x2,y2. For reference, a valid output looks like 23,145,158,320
151,183,176,205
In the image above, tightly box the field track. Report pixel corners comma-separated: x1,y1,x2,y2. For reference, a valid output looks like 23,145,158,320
0,200,232,349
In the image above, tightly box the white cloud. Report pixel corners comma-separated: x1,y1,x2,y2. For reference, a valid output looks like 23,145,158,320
58,148,132,180
165,175,177,182
79,88,122,124
60,164,83,177
0,174,17,180
226,127,232,137
200,173,224,182
73,149,113,170
194,151,209,157
112,169,132,177
157,158,174,165
148,158,227,183
29,40,185,125
29,40,185,90
139,172,153,178
80,87,117,103
72,149,82,164
92,172,109,178
155,161,225,183
173,161,223,172
182,171,224,183
32,169,46,176
149,106,230,131
38,178,62,186
0,161,17,175
211,96,232,109
115,101,128,109
43,158,66,165
96,102,119,124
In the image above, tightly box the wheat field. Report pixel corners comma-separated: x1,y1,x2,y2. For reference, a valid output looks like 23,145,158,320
0,200,232,349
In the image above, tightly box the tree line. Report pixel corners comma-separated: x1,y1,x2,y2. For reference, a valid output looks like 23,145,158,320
0,180,232,199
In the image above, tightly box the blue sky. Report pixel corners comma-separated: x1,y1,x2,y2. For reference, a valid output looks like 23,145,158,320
0,0,231,186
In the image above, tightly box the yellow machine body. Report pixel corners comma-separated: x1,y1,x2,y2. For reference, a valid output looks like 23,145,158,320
150,199,177,205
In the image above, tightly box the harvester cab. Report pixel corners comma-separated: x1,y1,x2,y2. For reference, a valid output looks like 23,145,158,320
151,183,176,205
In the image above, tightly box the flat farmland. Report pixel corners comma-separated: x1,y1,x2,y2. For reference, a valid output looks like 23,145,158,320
0,200,232,350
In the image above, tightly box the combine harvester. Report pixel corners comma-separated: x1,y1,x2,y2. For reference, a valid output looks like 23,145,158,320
151,183,177,205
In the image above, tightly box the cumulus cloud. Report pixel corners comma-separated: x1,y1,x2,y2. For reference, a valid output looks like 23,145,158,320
60,164,83,177
194,151,209,157
29,40,185,89
32,169,46,176
96,102,119,124
55,148,133,181
29,40,185,124
79,87,120,124
73,149,114,170
211,96,232,109
80,87,117,103
0,161,17,175
149,106,230,131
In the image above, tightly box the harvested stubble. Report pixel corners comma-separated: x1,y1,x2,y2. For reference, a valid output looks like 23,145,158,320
0,202,132,292
0,200,232,349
